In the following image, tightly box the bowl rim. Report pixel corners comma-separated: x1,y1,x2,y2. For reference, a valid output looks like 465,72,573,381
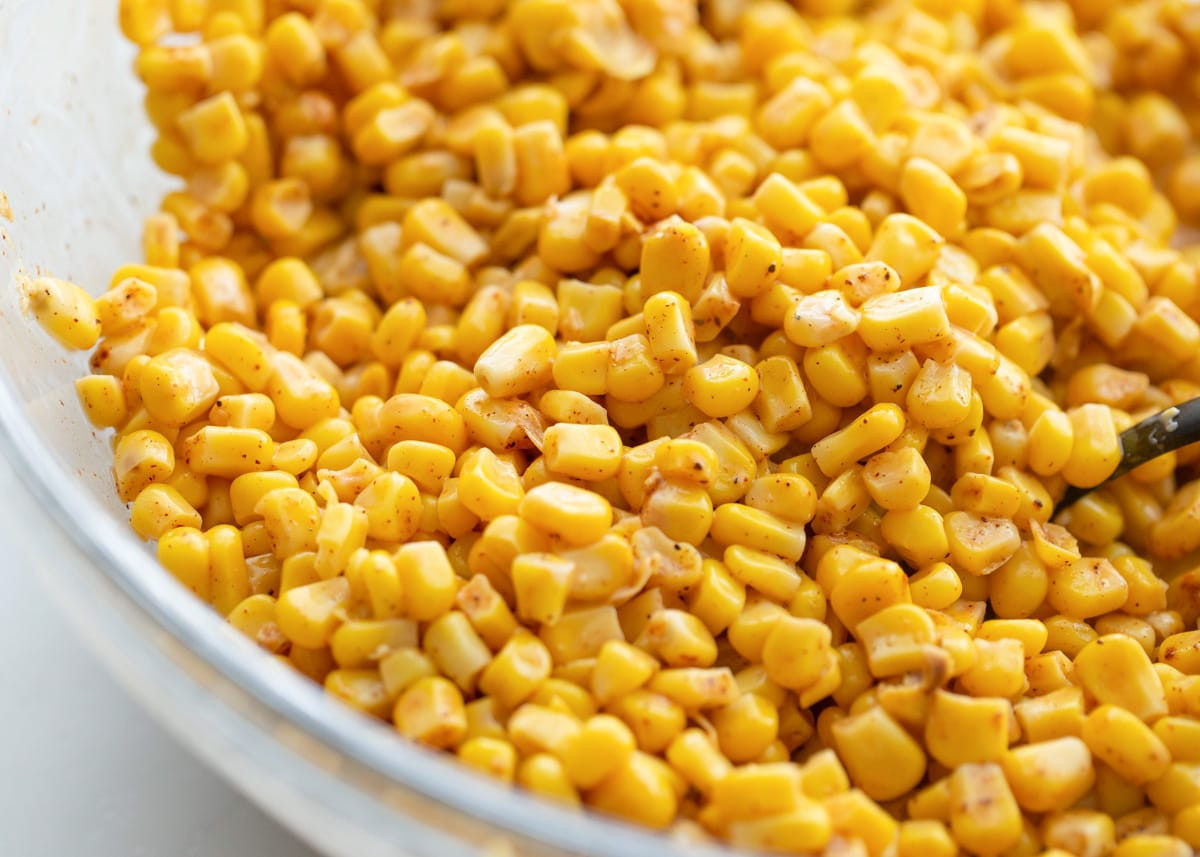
0,366,732,857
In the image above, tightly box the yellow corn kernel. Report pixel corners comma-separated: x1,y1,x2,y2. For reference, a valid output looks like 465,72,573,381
948,762,1023,856
666,728,731,797
393,676,466,750
856,287,950,354
784,290,858,350
276,576,350,650
379,646,436,698
25,277,102,351
390,540,456,623
181,426,273,480
943,510,1021,577
456,448,523,522
508,119,570,206
639,608,717,669
683,354,759,419
129,483,202,540
908,562,961,611
880,503,949,570
1082,704,1170,785
541,423,621,482
832,706,925,801
640,217,710,305
470,630,550,712
471,324,556,399
862,446,931,511
559,713,637,791
711,691,779,764
813,403,906,479
710,503,807,563
176,92,246,164
906,359,972,430
75,373,128,430
1061,403,1121,489
642,291,697,375
1047,556,1129,620
517,479,612,545
900,157,966,239
723,218,781,300
924,690,1010,769
456,736,517,783
753,172,824,245
856,602,937,679
1075,634,1168,722
1003,737,1095,814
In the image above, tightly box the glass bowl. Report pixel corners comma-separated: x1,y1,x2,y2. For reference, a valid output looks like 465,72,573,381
0,3,730,855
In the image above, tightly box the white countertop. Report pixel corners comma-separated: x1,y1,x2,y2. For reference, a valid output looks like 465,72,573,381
0,553,322,857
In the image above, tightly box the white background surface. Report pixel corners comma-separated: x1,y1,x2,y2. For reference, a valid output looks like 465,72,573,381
0,556,322,857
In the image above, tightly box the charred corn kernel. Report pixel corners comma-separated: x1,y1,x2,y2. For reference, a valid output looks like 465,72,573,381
394,676,466,749
832,706,925,801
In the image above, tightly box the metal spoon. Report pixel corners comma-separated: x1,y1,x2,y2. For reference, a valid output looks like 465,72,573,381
1058,398,1200,507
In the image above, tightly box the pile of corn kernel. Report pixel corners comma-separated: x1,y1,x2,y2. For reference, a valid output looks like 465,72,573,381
24,0,1200,853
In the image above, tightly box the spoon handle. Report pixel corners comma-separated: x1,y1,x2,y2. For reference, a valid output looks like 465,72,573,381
1058,397,1200,508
